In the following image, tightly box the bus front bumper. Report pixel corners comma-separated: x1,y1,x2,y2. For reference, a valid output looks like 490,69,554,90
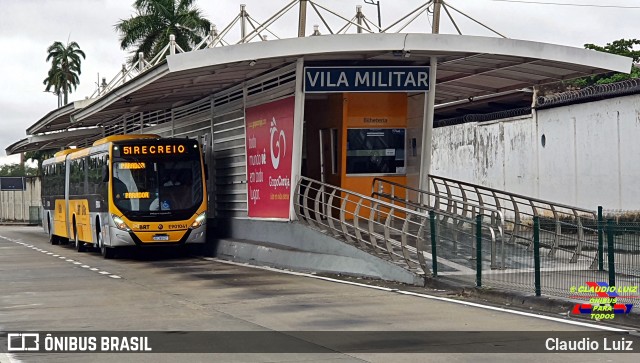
108,224,206,247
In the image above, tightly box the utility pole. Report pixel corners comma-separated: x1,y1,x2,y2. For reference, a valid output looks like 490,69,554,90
363,0,381,31
419,0,441,192
298,0,308,37
432,0,442,34
240,4,247,42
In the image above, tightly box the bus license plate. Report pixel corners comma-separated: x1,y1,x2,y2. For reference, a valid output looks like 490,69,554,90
153,235,169,241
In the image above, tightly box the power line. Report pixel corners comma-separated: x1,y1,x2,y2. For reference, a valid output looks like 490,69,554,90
485,0,640,9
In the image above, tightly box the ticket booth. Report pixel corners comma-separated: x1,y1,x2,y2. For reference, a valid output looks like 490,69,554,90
301,66,430,217
305,92,408,196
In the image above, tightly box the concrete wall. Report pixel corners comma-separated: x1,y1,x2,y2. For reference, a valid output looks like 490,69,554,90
0,177,41,223
430,94,640,211
213,218,422,285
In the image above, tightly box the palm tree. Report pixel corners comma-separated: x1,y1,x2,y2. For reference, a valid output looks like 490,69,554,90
43,41,86,106
115,0,211,65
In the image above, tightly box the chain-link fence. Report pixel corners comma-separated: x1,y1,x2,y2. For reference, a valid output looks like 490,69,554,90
428,211,639,306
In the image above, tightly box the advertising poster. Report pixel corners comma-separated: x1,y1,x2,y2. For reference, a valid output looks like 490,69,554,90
245,97,295,219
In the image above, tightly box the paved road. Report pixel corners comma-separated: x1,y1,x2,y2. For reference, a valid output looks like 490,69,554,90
0,226,637,362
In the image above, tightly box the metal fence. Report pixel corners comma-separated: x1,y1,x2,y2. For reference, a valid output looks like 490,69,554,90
371,177,639,303
425,175,599,265
294,175,639,306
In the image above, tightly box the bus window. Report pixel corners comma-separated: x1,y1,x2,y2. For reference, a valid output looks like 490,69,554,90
112,159,202,214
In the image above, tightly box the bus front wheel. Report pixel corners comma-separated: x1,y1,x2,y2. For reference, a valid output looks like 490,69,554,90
48,217,58,245
74,226,86,253
101,245,116,259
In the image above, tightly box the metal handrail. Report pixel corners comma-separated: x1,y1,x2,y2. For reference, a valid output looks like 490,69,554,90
294,176,499,276
372,191,504,269
371,178,506,269
371,177,506,230
372,176,600,269
430,174,596,216
427,175,599,263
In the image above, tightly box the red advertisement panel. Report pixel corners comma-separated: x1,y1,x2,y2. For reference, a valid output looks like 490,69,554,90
245,97,295,219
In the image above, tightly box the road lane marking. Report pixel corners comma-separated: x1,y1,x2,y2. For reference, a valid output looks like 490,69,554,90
1,352,23,363
1,304,42,309
0,236,122,281
213,259,628,332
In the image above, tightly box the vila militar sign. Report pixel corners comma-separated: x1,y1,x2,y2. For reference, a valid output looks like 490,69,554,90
245,97,295,219
304,66,430,93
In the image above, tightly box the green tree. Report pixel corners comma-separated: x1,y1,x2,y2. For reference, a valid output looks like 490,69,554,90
115,0,211,65
24,149,56,176
43,40,86,105
0,164,37,177
574,38,640,87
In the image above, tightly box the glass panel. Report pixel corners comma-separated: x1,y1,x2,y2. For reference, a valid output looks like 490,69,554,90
346,128,406,175
112,159,202,213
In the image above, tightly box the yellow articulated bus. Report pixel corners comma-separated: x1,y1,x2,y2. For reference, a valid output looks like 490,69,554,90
42,134,207,258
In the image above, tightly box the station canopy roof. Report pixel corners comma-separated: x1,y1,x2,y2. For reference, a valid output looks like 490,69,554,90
8,33,633,155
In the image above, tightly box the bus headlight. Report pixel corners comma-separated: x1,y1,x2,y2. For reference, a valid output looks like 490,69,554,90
111,214,131,231
190,212,207,229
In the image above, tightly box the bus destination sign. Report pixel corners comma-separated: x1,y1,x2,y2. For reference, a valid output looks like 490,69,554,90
121,145,187,156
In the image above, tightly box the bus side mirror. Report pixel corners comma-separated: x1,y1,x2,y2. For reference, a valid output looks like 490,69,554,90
102,166,109,183
204,164,209,180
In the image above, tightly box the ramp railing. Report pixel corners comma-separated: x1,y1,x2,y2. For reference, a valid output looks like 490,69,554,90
370,178,506,269
372,176,599,267
294,176,499,278
371,177,617,296
427,175,599,264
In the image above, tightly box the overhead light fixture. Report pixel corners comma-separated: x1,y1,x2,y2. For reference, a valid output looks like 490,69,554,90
124,97,132,104
249,60,257,66
392,50,411,58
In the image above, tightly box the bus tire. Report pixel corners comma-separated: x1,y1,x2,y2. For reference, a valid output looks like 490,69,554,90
48,217,58,245
95,219,102,250
74,225,86,253
101,246,116,259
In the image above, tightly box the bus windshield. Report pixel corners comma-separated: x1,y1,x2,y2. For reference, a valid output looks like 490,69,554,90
111,141,203,218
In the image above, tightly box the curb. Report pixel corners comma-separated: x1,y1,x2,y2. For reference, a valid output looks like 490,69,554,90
317,273,640,329
422,277,640,329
